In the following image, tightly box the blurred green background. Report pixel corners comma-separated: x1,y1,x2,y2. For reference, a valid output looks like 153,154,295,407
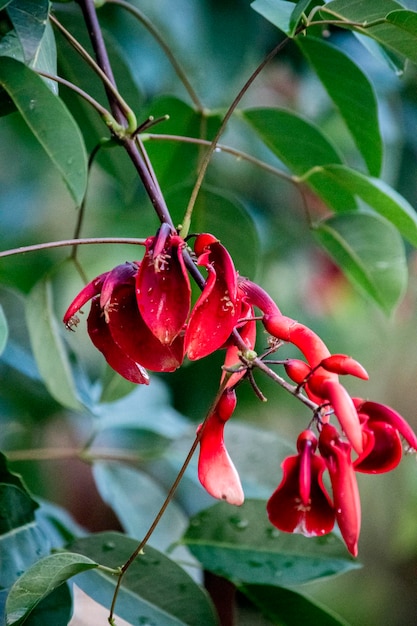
1,1,417,624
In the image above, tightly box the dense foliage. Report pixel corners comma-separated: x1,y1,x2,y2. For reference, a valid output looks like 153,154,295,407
2,1,417,624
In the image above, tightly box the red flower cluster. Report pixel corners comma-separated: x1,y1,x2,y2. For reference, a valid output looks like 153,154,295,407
63,228,241,382
64,230,417,556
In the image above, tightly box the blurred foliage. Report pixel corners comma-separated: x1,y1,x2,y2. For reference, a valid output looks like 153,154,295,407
2,1,417,625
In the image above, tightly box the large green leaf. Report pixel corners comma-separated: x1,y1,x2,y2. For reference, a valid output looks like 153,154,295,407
181,499,359,586
0,58,87,205
240,584,350,626
297,36,382,176
241,107,357,211
251,0,297,35
7,0,49,62
0,524,50,591
93,462,188,549
68,532,218,626
313,211,407,313
5,553,98,625
26,276,83,411
320,1,417,64
305,164,417,247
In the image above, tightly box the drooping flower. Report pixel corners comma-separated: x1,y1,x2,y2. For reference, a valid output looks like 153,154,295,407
353,399,417,473
63,260,184,379
197,388,244,505
267,430,335,537
136,224,191,345
319,423,361,556
185,234,241,360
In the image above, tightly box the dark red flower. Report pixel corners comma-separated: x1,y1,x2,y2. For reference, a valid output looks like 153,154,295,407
267,430,335,537
185,234,241,360
319,423,361,556
353,399,417,473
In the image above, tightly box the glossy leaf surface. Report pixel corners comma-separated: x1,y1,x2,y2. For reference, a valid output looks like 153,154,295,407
0,58,87,205
182,499,359,586
5,553,98,625
68,532,218,626
297,36,382,176
313,212,407,313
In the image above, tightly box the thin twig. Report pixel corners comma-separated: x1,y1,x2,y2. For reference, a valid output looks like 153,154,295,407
0,237,146,259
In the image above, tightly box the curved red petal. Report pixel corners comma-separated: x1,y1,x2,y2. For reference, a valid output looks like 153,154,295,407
319,424,361,556
87,297,149,385
136,236,191,345
320,379,363,455
107,284,184,372
355,400,417,451
63,271,108,328
354,422,402,473
197,413,244,505
186,242,240,360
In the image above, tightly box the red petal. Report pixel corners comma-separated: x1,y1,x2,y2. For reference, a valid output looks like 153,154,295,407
108,284,184,372
87,297,149,385
320,379,363,455
319,424,361,556
267,453,334,537
63,271,108,328
197,412,244,505
186,241,240,360
354,421,403,473
136,235,190,345
354,400,417,451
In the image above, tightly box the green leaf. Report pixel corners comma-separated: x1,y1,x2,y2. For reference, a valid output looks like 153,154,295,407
305,164,417,247
67,532,218,626
240,584,350,626
313,212,407,313
5,553,98,626
181,499,359,586
7,0,49,63
0,523,51,590
0,485,38,534
0,57,87,205
26,276,83,411
24,582,73,626
0,1,13,9
251,0,297,36
93,462,188,549
297,36,382,176
321,1,417,64
0,305,8,356
30,20,58,95
242,107,357,211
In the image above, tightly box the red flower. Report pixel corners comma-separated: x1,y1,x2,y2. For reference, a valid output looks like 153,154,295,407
63,261,184,380
319,423,361,556
185,234,241,360
197,388,244,505
267,430,335,537
353,399,417,473
136,225,190,345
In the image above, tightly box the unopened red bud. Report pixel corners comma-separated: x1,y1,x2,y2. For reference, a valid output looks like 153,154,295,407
320,355,368,380
217,388,237,421
284,359,311,384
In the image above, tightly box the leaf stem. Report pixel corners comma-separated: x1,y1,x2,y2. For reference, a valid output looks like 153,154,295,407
143,132,296,184
181,35,292,237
